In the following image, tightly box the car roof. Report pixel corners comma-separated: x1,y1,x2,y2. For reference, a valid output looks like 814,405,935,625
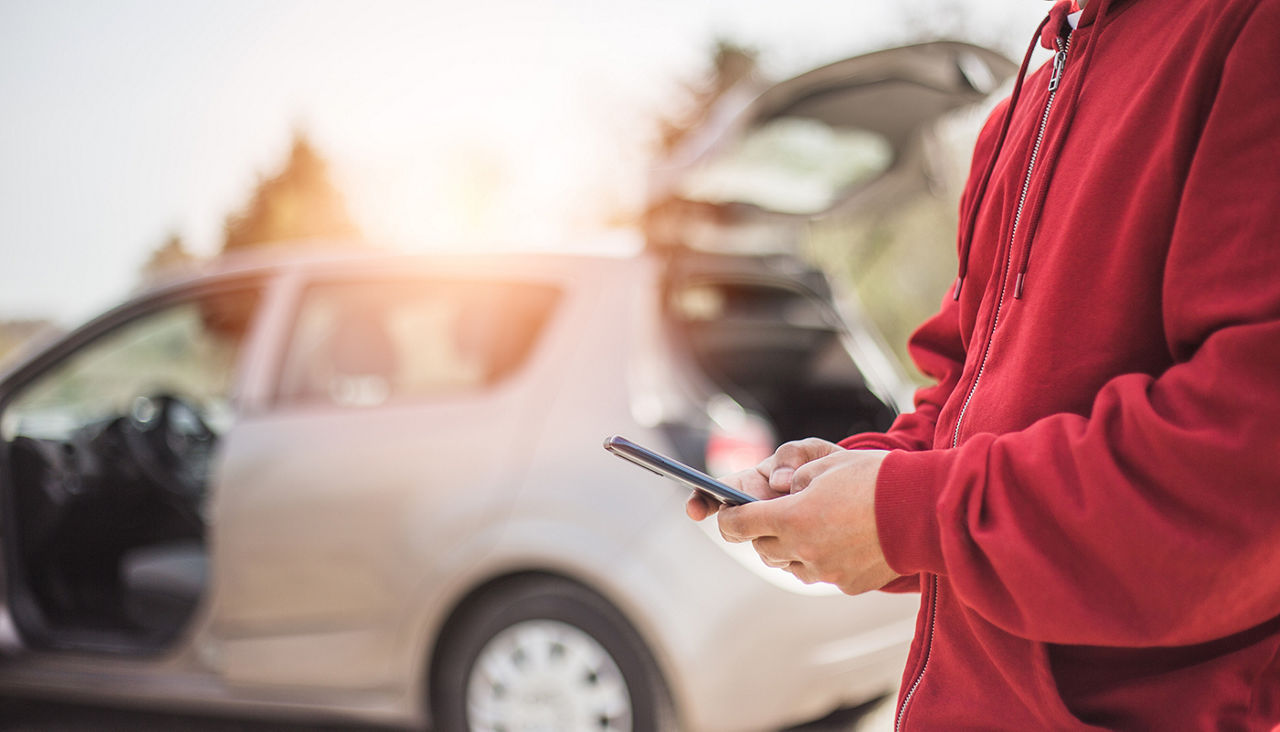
135,235,847,301
136,238,653,294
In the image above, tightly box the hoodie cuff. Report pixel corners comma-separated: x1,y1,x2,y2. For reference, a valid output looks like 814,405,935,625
875,449,955,576
839,433,900,451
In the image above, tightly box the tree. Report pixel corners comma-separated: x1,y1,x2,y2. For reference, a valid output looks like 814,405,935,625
221,132,361,253
0,319,61,368
138,232,199,285
657,39,762,154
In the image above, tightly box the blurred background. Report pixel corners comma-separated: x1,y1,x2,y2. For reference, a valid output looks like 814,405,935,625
0,0,1051,374
0,2,1057,729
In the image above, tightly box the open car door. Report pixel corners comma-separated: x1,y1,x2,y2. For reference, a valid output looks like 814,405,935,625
647,40,1016,419
647,40,1017,253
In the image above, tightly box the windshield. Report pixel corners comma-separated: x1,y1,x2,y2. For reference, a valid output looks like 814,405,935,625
674,117,893,215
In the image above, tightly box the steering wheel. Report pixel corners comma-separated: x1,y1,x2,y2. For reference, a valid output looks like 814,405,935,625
124,393,217,504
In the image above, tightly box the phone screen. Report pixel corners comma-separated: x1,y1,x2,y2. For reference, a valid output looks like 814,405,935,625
603,435,757,506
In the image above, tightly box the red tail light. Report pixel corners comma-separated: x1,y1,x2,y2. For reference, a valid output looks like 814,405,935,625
704,394,775,477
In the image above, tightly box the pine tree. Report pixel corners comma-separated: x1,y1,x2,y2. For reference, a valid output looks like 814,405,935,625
657,39,761,154
222,132,361,253
139,232,199,285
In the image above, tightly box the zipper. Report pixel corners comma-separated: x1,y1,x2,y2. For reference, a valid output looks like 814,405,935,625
894,576,937,731
895,32,1072,732
949,33,1072,452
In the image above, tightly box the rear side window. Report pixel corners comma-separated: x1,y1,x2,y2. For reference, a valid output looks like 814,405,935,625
276,278,560,408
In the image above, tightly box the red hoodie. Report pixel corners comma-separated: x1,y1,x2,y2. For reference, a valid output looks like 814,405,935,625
840,0,1280,728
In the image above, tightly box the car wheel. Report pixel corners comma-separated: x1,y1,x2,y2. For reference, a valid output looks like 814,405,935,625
430,575,677,732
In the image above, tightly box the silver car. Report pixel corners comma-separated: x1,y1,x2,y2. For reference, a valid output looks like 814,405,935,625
0,41,1013,731
0,245,916,731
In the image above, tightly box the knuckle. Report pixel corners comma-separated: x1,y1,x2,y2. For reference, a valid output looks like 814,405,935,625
788,538,812,564
774,441,803,460
791,466,814,492
717,508,749,543
716,519,736,542
800,437,836,456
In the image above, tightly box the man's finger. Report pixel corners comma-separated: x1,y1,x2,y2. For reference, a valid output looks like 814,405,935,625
750,536,818,583
769,438,841,493
717,498,786,543
720,464,780,501
716,504,754,543
688,463,784,525
789,452,832,494
751,537,793,568
685,492,719,521
791,448,888,495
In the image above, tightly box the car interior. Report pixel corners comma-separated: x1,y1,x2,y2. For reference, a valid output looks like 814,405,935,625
0,289,259,652
662,250,897,445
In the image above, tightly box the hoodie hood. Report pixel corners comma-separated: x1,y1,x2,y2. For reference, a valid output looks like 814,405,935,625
953,0,1121,300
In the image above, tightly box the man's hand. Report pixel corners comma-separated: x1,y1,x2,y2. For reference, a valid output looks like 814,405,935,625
685,438,843,521
718,447,898,596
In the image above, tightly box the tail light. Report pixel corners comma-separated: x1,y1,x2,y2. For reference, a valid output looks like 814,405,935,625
704,394,775,477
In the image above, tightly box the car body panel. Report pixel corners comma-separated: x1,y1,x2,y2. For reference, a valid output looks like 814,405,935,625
205,254,618,689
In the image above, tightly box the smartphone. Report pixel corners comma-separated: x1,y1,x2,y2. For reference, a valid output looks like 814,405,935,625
603,435,757,506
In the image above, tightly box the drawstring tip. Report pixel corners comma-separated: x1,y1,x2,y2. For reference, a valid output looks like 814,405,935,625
952,276,965,301
1014,272,1026,299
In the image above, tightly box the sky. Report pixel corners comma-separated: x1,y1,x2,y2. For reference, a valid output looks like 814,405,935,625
0,0,1053,325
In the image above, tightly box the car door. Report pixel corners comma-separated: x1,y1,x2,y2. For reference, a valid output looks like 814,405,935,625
205,270,563,690
0,281,263,655
646,41,1017,421
647,40,1018,233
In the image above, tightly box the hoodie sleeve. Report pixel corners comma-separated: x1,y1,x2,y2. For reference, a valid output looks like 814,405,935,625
840,293,969,594
874,0,1280,647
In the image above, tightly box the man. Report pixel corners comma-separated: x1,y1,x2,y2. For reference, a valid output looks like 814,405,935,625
687,0,1280,727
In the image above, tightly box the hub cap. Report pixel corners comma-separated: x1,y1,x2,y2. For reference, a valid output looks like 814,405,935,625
466,619,633,732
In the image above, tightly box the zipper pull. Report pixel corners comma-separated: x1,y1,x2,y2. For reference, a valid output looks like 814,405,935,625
1048,40,1068,91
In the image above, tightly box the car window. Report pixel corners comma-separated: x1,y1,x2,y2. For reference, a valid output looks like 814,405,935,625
2,289,260,441
276,278,560,408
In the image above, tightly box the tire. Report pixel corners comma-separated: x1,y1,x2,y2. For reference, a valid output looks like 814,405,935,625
430,575,677,732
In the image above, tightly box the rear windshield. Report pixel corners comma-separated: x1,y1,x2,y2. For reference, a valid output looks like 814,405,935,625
674,117,892,215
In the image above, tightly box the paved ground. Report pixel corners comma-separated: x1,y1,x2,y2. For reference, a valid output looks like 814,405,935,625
0,693,896,731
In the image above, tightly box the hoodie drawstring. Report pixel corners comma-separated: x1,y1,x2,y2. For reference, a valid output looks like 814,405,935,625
1012,0,1115,298
954,0,1114,301
953,11,1053,301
